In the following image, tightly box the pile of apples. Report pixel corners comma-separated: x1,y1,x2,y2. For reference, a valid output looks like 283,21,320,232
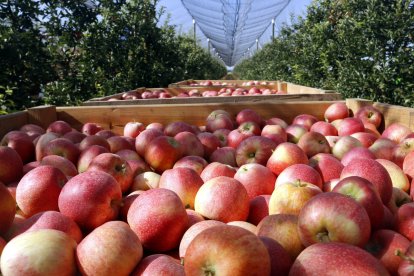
1,101,414,275
186,80,276,87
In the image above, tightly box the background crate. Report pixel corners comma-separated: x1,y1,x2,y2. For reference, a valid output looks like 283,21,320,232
2,99,414,139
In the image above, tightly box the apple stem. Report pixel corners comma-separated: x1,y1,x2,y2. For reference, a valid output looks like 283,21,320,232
316,231,331,243
395,249,413,263
202,265,216,276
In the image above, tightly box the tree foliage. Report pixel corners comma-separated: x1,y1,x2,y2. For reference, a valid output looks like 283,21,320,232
234,0,414,107
0,0,226,111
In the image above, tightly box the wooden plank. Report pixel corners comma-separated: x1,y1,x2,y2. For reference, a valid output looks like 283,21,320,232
373,102,414,130
27,105,57,129
0,111,28,138
82,93,343,106
284,82,336,94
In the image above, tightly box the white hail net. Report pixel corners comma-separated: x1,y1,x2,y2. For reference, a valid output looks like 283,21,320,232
181,0,292,66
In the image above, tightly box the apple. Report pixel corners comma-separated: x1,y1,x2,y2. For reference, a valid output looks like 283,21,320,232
369,137,396,160
1,131,35,163
205,110,234,132
298,192,371,247
235,136,277,166
397,241,414,276
115,149,141,161
200,161,236,182
340,158,393,204
292,114,318,130
144,135,183,173
324,102,350,122
46,120,73,135
194,176,249,223
58,170,122,231
392,137,414,168
196,132,221,158
269,180,322,216
20,123,45,137
87,152,134,193
107,135,135,153
135,128,164,157
382,123,412,144
247,195,270,226
173,155,208,175
118,190,144,221
289,242,389,275
185,209,205,228
259,236,293,276
265,117,288,129
285,124,308,143
377,158,410,192
365,229,411,275
1,229,77,276
62,130,86,144
43,137,80,165
227,121,261,149
234,163,276,200
386,187,412,215
275,164,323,189
261,124,287,144
310,121,338,136
337,117,365,136
6,210,83,243
16,165,67,217
209,146,237,167
127,188,188,252
131,254,185,276
256,214,305,259
0,146,23,184
124,121,145,138
77,221,143,276
130,171,161,191
158,167,204,209
350,131,378,147
146,122,164,132
395,202,414,241
331,135,363,160
164,121,196,137
78,135,110,152
227,220,257,233
184,225,271,275
309,153,344,183
213,128,231,147
77,145,110,173
266,142,308,176
95,129,116,139
0,182,15,235
179,220,225,259
40,154,78,178
297,131,331,158
332,176,384,230
355,105,383,128
81,122,104,135
340,146,376,166
236,108,263,126
174,131,204,157
403,151,414,179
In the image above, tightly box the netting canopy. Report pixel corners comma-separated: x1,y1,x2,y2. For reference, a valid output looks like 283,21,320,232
181,0,290,66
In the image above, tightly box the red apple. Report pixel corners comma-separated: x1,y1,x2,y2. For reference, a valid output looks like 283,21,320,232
365,229,411,275
205,110,234,132
119,190,144,221
164,121,196,137
1,229,77,276
297,131,331,158
144,136,183,173
247,195,271,226
234,163,276,200
259,236,293,276
324,102,350,122
77,144,110,173
403,151,414,180
196,132,221,158
174,131,204,157
81,122,104,136
265,117,288,129
200,162,236,182
173,155,208,175
298,192,371,247
340,158,393,204
377,158,410,192
369,137,396,160
292,114,318,130
135,128,164,157
395,202,414,241
58,170,122,231
46,120,72,135
213,128,231,147
341,146,376,166
337,117,365,136
62,130,86,144
382,123,412,144
350,131,378,147
236,108,262,126
397,241,414,276
186,209,205,228
331,135,363,160
124,121,145,138
127,188,188,252
131,254,185,276
209,146,237,167
194,176,249,223
1,131,35,163
107,135,135,153
332,176,384,230
355,105,383,128
0,182,15,235
275,163,323,189
266,142,308,176
130,171,160,191
386,187,412,215
0,146,23,184
184,225,271,275
286,124,308,143
392,137,414,168
87,152,134,193
235,136,277,166
16,165,67,217
309,153,344,183
261,124,287,145
40,154,78,178
158,167,204,209
76,221,143,276
78,135,110,152
289,242,389,275
43,137,80,165
95,129,116,139
227,121,261,149
310,121,338,136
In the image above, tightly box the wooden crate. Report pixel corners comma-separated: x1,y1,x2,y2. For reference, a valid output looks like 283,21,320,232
2,99,414,138
82,82,342,106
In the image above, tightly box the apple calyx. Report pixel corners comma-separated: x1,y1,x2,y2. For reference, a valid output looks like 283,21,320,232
316,230,331,243
115,163,127,174
395,249,414,263
202,265,216,276
293,179,307,188
110,198,123,209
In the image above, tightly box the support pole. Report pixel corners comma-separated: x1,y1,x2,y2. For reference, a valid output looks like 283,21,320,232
256,39,259,51
272,19,275,41
207,38,210,53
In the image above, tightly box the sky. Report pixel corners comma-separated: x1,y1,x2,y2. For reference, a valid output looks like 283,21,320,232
157,0,314,66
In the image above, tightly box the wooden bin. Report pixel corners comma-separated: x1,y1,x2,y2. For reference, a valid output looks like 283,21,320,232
82,82,342,106
2,99,414,138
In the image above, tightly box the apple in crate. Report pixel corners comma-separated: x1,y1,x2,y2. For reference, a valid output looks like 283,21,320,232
298,192,371,248
309,152,344,183
174,131,205,157
200,161,236,182
43,137,80,165
324,102,350,122
131,254,185,276
235,136,277,166
77,145,110,173
297,131,331,158
16,165,67,217
398,241,414,276
46,120,72,135
0,182,15,236
81,122,104,135
259,236,293,276
234,163,276,200
144,135,183,173
135,128,164,157
382,122,412,144
78,135,110,151
40,154,78,178
275,164,323,189
205,109,234,132
196,132,221,158
127,188,188,252
58,170,122,231
266,142,309,176
331,135,363,160
0,146,23,184
310,121,338,136
395,202,414,241
184,225,271,276
369,137,396,160
1,130,35,163
1,229,77,276
77,221,143,276
62,130,86,144
107,135,135,153
209,147,237,167
292,114,318,130
173,155,208,175
289,242,389,276
337,117,365,136
236,108,262,126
